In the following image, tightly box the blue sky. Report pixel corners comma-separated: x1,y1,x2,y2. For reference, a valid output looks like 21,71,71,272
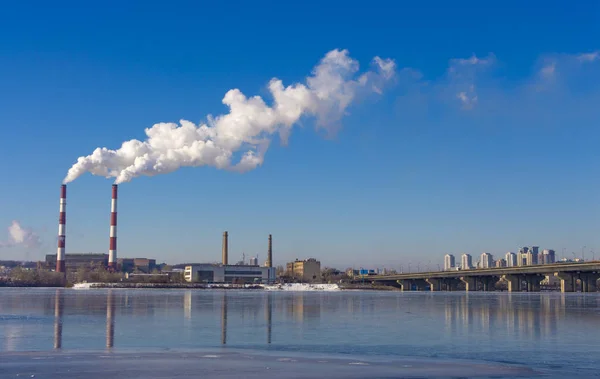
1,0,599,269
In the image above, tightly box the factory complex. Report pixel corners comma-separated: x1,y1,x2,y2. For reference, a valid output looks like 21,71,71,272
51,184,278,284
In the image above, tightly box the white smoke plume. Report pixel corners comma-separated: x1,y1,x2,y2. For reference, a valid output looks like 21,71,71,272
0,221,42,249
63,49,396,184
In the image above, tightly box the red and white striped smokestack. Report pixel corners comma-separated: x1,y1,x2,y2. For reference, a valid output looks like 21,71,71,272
56,185,66,273
108,184,118,270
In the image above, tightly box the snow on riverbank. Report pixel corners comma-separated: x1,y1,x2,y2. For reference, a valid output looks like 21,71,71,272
261,283,341,291
72,282,341,291
72,282,262,289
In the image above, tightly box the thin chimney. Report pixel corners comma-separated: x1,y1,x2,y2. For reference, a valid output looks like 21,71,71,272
222,231,228,265
108,184,118,269
266,234,272,268
56,185,67,273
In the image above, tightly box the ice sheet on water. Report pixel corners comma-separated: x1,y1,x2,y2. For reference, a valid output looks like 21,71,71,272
0,350,538,379
261,283,341,291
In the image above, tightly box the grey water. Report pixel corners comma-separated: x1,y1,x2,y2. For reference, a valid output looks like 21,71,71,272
1,289,600,378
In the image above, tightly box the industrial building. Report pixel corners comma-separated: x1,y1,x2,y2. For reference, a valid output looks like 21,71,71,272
51,184,276,280
45,253,108,270
45,254,156,272
184,231,276,284
286,258,321,282
184,264,275,284
118,258,157,273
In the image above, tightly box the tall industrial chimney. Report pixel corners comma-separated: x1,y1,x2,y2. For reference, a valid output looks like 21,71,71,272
266,234,273,268
56,184,66,273
222,231,228,265
108,184,118,270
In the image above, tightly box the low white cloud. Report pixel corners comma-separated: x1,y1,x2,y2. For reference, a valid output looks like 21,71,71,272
577,51,599,62
0,221,42,249
395,50,600,115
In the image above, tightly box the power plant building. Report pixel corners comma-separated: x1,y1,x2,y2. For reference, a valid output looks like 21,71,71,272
46,253,108,270
184,264,275,284
183,230,276,283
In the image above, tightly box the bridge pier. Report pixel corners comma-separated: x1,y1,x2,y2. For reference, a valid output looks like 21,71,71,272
503,275,521,292
445,278,461,291
524,274,544,292
397,280,411,291
580,273,600,293
460,277,477,292
554,273,575,293
426,278,442,291
480,276,498,292
414,279,428,291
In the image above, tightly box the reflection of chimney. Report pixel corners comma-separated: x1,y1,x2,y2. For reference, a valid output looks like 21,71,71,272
108,185,118,270
56,185,67,273
222,231,228,265
53,289,64,349
184,291,192,320
106,290,115,349
221,293,227,345
266,294,272,344
266,234,272,268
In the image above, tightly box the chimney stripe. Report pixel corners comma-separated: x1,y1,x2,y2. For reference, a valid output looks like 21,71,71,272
108,185,118,268
56,184,66,273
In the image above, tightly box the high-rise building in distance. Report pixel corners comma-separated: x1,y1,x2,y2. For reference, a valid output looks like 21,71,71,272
529,246,539,265
461,253,472,270
518,247,529,266
496,258,507,268
543,249,556,264
505,252,517,267
444,254,455,271
480,253,494,268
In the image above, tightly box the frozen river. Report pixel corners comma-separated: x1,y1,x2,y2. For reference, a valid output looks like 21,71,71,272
1,288,599,377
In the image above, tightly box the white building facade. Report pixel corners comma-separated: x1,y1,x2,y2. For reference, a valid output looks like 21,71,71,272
480,253,494,268
444,254,455,271
184,264,276,284
505,252,517,267
461,254,473,270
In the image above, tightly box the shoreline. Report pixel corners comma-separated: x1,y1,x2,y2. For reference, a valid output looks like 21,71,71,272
71,282,346,291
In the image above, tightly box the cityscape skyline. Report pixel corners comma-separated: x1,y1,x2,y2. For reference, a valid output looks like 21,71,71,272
1,2,600,266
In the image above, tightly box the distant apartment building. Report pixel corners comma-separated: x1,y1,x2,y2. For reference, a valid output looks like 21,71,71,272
444,254,455,271
529,246,539,265
249,257,258,266
505,252,517,267
480,253,494,269
543,249,556,264
524,246,539,266
461,254,473,270
286,258,321,282
495,258,507,268
518,247,529,266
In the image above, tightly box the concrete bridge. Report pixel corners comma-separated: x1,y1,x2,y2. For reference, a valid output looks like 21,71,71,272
368,262,600,293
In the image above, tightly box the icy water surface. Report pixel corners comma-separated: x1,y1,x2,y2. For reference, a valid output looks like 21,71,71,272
1,288,600,378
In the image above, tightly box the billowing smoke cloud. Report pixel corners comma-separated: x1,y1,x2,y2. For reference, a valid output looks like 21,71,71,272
63,49,396,184
0,221,42,249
